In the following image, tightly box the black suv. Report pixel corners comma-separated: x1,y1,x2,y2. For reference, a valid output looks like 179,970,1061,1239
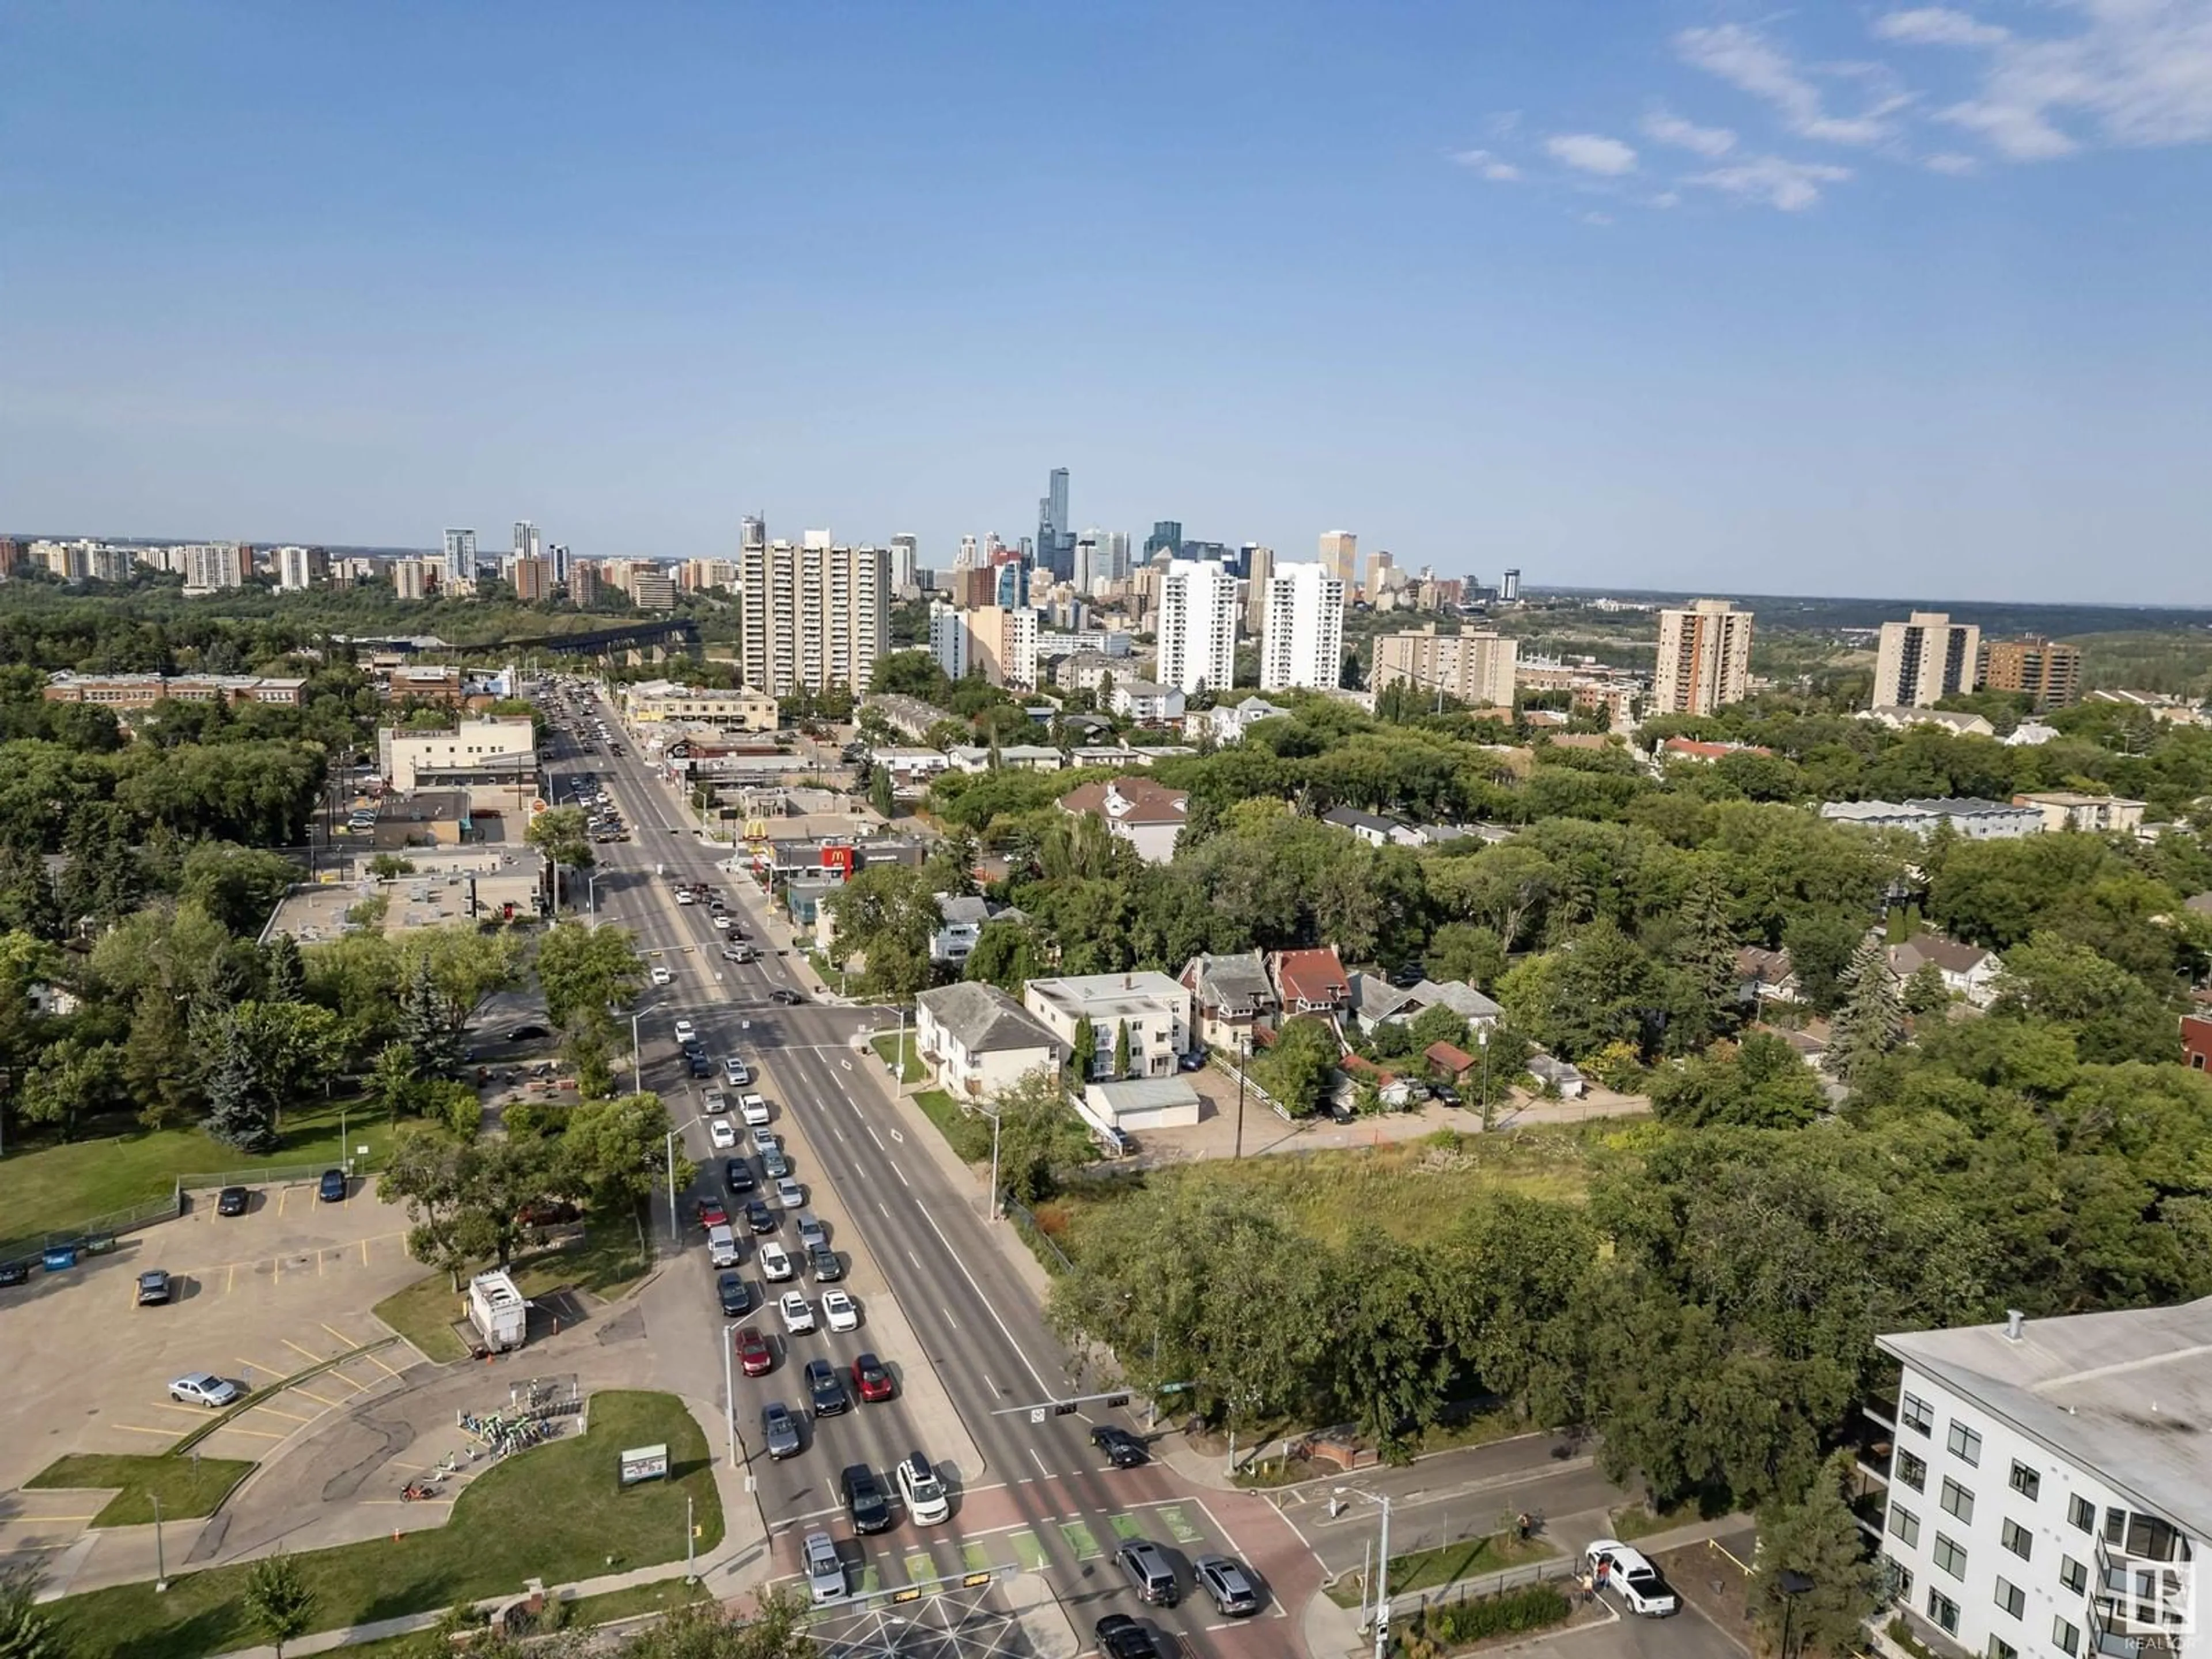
805,1358,849,1418
1094,1616,1164,1659
1091,1425,1149,1468
840,1464,893,1534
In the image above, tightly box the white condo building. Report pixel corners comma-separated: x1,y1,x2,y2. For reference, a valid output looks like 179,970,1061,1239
1259,561,1345,691
929,604,969,681
442,528,478,590
1874,612,1983,710
738,535,891,698
1156,559,1238,696
1876,1302,2210,1659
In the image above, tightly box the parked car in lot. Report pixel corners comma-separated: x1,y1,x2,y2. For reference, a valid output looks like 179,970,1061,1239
895,1452,950,1525
760,1400,801,1459
136,1270,173,1306
317,1169,348,1203
734,1326,773,1377
1091,1425,1149,1468
169,1373,240,1408
778,1291,815,1334
0,1260,30,1288
822,1289,859,1331
1194,1555,1260,1617
851,1352,895,1403
842,1464,893,1534
1585,1540,1679,1616
215,1185,250,1217
805,1357,849,1417
716,1272,751,1316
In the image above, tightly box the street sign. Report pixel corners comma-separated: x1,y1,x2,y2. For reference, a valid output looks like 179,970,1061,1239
1029,1408,1045,1425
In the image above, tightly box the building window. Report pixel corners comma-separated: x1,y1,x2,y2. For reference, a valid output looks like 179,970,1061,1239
1934,1535,1968,1578
1891,1505,1922,1547
2069,1496,2095,1533
1995,1579,2025,1619
1929,1590,1961,1635
1943,1479,1976,1523
2002,1518,2033,1560
2060,1556,2088,1595
1902,1392,1935,1436
1948,1422,1983,1465
1885,1558,1915,1604
1896,1450,1928,1493
2009,1462,2041,1501
2053,1618,2081,1657
1988,1639,2018,1659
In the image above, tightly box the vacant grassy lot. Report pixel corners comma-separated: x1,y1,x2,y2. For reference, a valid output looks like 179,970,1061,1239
0,1097,391,1243
44,1391,721,1659
26,1453,257,1528
1325,1530,1558,1607
869,1031,924,1085
373,1217,653,1363
912,1086,992,1163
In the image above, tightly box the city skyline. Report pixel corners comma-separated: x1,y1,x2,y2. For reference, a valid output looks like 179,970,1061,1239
4,3,2210,603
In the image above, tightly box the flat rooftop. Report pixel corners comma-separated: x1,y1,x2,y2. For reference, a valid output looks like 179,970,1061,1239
1025,971,1188,1022
1881,1297,2212,1539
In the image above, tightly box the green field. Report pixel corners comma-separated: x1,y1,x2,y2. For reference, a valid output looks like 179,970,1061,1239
44,1390,722,1659
869,1031,925,1085
26,1453,257,1529
373,1218,653,1363
0,1097,392,1245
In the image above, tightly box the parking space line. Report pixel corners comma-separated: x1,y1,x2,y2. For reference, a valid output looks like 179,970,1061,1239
291,1387,340,1408
226,1262,236,1294
213,1426,288,1441
359,1349,406,1380
156,1402,217,1418
327,1368,370,1395
320,1323,360,1350
112,1424,180,1438
360,1238,369,1266
0,1513,99,1525
238,1357,285,1377
282,1339,328,1366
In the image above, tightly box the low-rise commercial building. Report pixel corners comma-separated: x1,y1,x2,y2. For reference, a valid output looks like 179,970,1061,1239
378,715,536,790
42,671,308,710
1821,798,2044,839
2012,793,2147,835
618,680,778,733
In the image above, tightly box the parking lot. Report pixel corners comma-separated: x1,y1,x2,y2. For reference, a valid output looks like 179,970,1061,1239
0,1173,428,1560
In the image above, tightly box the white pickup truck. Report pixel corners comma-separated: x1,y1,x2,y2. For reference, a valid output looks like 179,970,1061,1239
1585,1540,1680,1617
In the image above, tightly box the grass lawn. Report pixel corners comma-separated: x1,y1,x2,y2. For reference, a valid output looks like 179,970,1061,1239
1608,1495,1726,1541
26,1453,257,1529
912,1087,991,1163
374,1216,654,1365
0,1096,392,1244
560,1577,711,1628
44,1390,722,1659
1325,1531,1559,1607
870,1031,924,1085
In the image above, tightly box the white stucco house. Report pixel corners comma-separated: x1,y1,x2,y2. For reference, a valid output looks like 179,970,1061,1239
912,982,1067,1100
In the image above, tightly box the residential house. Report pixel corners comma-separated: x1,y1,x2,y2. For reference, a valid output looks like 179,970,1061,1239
1862,705,1997,738
1183,698,1293,745
1349,974,1503,1036
2013,791,2148,834
1346,972,1418,1033
1525,1053,1586,1099
931,894,1009,967
1056,777,1189,864
1820,798,2044,839
1180,952,1277,1050
1321,806,1403,849
1111,680,1186,724
944,744,1064,774
1022,971,1194,1080
912,982,1067,1100
1269,946,1351,1018
1658,737,1774,763
2002,720,2061,747
1887,932,2003,1007
1425,1041,1479,1087
2184,1014,2211,1073
1735,946,1804,1005
869,747,951,787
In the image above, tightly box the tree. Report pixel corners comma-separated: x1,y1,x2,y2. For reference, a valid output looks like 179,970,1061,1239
1254,1016,1340,1115
397,959,464,1081
365,1040,430,1123
525,805,595,891
1111,1018,1131,1080
614,1589,814,1659
535,922,644,1031
202,1015,278,1152
1827,936,1903,1085
244,1551,316,1658
1675,874,1743,1047
1902,961,1949,1017
1070,1016,1097,1083
380,1124,559,1278
1751,1452,1880,1658
231,1000,343,1126
563,1093,685,1216
988,1068,1096,1203
1424,922,1506,991
0,1562,60,1659
264,932,306,1003
179,842,300,937
124,983,200,1128
869,766,893,820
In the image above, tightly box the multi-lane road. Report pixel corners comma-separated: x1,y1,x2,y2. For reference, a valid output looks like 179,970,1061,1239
540,685,1316,1657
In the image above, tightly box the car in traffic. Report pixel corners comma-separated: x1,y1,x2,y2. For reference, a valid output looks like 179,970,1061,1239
740,1093,771,1127
734,1325,773,1377
707,1118,737,1150
673,1018,697,1043
804,1357,849,1416
895,1452,950,1525
778,1290,815,1334
716,1271,751,1316
760,1399,801,1460
774,1177,804,1210
851,1352,895,1403
215,1185,249,1217
1090,1425,1149,1468
724,1157,756,1192
1115,1539,1180,1607
1094,1615,1165,1659
136,1269,173,1306
686,1052,713,1078
794,1213,826,1251
808,1244,843,1283
759,1241,794,1281
841,1464,894,1534
760,1145,790,1180
317,1168,348,1203
1586,1540,1679,1616
744,1199,777,1235
712,914,734,931
723,943,759,964
1194,1555,1261,1617
724,1056,751,1085
695,1196,729,1230
751,1125,780,1156
804,1530,846,1605
650,965,673,986
822,1289,859,1331
706,1224,740,1268
770,987,804,1005
506,1024,550,1041
169,1373,241,1409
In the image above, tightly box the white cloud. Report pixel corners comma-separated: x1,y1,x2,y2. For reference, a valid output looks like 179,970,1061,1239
1642,109,1738,157
1923,0,2212,160
1685,154,1854,210
1650,190,1683,207
1582,211,1616,225
1923,150,1980,173
1450,148,1523,181
1676,22,1906,145
1874,8,2011,48
1486,110,1524,138
1545,132,1639,174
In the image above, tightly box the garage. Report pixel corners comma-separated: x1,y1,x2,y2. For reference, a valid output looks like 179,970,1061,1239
1084,1077,1203,1133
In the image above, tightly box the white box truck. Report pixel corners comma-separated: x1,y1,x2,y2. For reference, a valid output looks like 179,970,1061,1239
468,1269,528,1352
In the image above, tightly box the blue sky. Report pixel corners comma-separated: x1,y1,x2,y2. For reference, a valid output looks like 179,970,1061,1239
4,1,2209,603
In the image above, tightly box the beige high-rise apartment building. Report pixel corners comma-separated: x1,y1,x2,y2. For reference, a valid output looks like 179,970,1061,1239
967,606,1040,690
1243,544,1275,633
739,536,891,698
393,559,427,600
1652,599,1754,715
511,557,551,603
1370,624,1517,709
1872,612,1980,709
1259,562,1346,692
1156,559,1238,695
1317,531,1358,596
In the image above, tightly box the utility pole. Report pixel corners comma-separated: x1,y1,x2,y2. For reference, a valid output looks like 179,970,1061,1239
153,1492,168,1592
723,1322,740,1469
1234,1032,1248,1159
685,1493,696,1584
1479,1026,1491,1131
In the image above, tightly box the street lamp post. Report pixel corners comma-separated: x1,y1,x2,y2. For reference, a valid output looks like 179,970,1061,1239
1335,1487,1392,1659
663,1113,708,1245
152,1491,167,1593
1478,1026,1491,1131
982,1101,1003,1221
722,1319,743,1470
1777,1569,1816,1659
1234,1032,1249,1160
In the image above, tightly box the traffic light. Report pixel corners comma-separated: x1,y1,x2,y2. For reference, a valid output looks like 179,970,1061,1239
1052,1401,1077,1416
1103,1393,1131,1409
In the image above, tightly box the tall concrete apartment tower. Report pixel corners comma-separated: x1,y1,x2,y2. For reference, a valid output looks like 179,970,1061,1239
1156,559,1239,696
1979,637,2082,709
1370,625,1518,709
1317,530,1359,597
1259,562,1345,691
1872,612,1982,709
739,528,889,698
442,528,478,589
1653,599,1754,715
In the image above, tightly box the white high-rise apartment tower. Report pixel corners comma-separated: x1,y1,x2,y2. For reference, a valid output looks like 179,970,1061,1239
929,604,969,681
889,535,919,596
1259,562,1344,691
739,535,891,698
1156,559,1238,696
1872,612,1982,709
1653,599,1754,715
442,528,478,589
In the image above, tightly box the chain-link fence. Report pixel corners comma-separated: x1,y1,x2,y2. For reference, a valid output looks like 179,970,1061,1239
178,1162,350,1191
999,1195,1074,1275
0,1188,182,1267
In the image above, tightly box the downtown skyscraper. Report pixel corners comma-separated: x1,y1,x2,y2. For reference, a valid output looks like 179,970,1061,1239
1036,467,1073,581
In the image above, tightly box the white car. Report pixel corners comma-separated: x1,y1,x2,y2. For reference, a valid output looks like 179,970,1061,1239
822,1289,859,1331
712,913,733,931
760,1241,793,1282
740,1093,770,1127
673,1018,696,1043
775,1176,804,1209
724,1056,751,1085
650,965,673,986
1585,1540,1679,1617
676,890,696,906
707,1118,736,1150
169,1373,242,1409
895,1452,950,1526
778,1290,816,1334
752,1126,780,1156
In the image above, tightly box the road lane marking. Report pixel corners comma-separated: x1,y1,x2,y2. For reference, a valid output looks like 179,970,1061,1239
942,1306,960,1330
915,1206,1055,1395
893,1163,909,1188
867,1126,885,1150
1195,1496,1245,1557
907,1249,924,1272
1029,1448,1051,1478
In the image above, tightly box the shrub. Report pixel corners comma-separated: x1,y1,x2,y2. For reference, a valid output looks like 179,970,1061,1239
1397,1583,1572,1657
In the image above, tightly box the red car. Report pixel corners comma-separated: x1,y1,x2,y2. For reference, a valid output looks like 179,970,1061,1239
696,1197,729,1230
852,1351,896,1403
735,1327,772,1377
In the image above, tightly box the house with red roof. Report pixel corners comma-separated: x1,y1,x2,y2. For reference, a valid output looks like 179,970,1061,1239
1268,946,1351,1017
